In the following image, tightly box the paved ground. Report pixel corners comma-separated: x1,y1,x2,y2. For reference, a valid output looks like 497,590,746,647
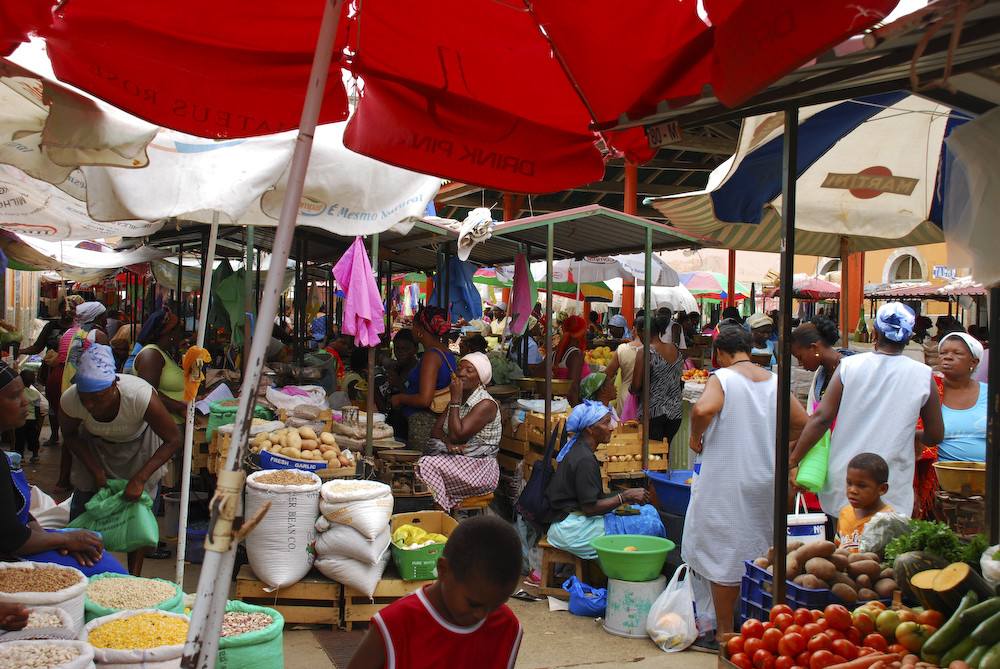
19,424,718,668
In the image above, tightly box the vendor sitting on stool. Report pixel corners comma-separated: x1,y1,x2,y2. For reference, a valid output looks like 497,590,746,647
543,401,650,560
417,353,500,512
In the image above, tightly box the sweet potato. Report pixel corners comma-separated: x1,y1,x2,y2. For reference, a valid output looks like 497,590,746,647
754,557,770,569
830,571,860,591
790,540,836,565
788,541,805,553
795,574,830,590
806,557,839,581
874,578,898,599
767,546,776,565
857,588,879,601
855,573,873,590
830,553,850,571
881,567,896,580
848,552,881,564
832,582,859,602
848,559,883,581
786,555,802,579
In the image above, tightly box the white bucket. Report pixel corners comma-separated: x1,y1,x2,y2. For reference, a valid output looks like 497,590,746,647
787,493,827,546
603,575,666,638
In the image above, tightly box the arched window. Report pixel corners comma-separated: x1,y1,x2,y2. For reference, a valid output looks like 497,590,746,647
891,255,922,282
818,259,841,275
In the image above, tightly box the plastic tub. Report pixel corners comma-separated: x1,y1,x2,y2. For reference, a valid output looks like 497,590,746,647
186,522,209,564
646,469,694,515
589,534,674,582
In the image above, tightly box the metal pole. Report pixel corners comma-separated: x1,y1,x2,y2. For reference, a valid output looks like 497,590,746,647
176,242,184,325
773,107,799,606
840,236,850,348
181,1,344,666
176,215,219,585
545,223,553,444
366,234,379,458
642,229,652,467
987,287,999,543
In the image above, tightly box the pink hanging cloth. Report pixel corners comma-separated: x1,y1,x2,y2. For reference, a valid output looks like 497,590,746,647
333,237,386,347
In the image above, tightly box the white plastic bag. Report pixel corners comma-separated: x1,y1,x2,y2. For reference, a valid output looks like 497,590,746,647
81,610,188,669
646,564,698,653
981,545,1000,589
244,470,322,590
0,563,87,633
318,480,393,540
315,523,391,565
314,550,390,599
689,568,717,636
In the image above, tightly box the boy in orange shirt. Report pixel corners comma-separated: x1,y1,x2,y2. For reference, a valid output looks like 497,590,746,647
836,452,893,552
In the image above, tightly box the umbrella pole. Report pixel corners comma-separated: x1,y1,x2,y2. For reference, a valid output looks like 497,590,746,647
181,2,344,666
175,216,219,585
642,230,651,468
988,287,999,543
840,237,850,347
772,107,799,606
544,223,553,444
366,234,379,459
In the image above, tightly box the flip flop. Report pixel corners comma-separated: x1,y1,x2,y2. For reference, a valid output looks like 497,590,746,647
149,545,172,559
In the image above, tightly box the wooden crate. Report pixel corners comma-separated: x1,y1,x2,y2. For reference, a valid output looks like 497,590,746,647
524,411,568,447
597,428,669,473
499,435,529,458
502,421,528,440
343,576,431,630
234,565,342,628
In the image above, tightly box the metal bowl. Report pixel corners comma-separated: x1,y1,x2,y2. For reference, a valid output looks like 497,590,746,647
536,378,573,395
382,449,422,463
513,377,536,392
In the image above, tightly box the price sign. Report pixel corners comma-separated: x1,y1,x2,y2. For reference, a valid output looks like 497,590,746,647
646,120,682,148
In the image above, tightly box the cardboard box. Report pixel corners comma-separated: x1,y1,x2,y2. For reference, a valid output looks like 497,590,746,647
389,511,459,581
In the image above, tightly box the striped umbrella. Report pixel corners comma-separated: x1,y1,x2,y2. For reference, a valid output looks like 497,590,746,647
679,271,749,301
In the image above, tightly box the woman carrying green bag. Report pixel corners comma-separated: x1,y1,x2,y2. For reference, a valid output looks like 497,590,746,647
789,316,854,511
60,344,181,577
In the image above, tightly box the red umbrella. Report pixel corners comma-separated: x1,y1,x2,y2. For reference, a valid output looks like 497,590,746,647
766,277,841,300
3,0,897,193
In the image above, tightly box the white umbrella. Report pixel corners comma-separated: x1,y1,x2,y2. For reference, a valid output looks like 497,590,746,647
608,278,699,314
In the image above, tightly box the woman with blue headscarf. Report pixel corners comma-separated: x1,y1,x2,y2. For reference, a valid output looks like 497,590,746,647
543,401,650,559
60,344,181,575
791,302,944,519
0,360,125,576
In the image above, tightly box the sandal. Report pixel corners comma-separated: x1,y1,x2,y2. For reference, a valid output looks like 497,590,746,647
149,544,172,559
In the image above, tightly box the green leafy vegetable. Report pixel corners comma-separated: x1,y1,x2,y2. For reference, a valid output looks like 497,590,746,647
884,518,988,564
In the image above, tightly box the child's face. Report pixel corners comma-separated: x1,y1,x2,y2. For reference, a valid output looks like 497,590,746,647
845,468,887,511
436,559,515,628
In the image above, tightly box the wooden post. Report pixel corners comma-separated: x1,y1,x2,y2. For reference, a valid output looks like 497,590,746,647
840,237,850,347
728,249,737,309
623,161,637,324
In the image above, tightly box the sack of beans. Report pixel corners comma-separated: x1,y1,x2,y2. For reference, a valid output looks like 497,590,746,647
244,470,322,590
85,574,184,622
314,521,391,565
0,639,95,668
82,609,189,669
318,479,393,540
0,606,76,643
216,601,283,669
315,549,390,599
0,563,88,633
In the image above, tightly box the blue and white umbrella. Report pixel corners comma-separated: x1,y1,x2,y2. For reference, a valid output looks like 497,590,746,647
648,92,971,257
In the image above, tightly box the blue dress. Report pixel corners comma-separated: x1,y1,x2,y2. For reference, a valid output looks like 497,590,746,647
4,453,126,576
402,348,456,417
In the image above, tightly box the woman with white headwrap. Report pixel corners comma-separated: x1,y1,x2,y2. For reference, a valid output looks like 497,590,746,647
928,332,987,462
543,401,651,559
60,344,181,575
791,302,944,519
416,352,501,512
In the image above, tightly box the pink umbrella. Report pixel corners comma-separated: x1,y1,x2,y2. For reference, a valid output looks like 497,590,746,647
766,277,841,300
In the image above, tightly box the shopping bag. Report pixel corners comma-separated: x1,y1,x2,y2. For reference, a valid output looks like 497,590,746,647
646,564,698,652
515,422,566,523
619,392,638,423
561,576,607,617
67,479,159,552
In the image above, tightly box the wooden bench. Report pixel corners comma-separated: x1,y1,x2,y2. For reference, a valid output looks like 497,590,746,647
451,493,494,518
234,565,342,629
538,537,586,600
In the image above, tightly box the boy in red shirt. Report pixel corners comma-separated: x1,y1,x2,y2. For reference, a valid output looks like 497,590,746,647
348,516,523,669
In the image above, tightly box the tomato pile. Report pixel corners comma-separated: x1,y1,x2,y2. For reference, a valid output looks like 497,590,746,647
727,603,945,669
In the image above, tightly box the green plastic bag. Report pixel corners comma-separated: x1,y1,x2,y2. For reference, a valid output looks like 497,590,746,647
217,601,284,669
67,479,159,552
84,574,184,622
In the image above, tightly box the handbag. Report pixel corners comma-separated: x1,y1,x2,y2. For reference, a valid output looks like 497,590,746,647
515,421,567,524
429,349,456,413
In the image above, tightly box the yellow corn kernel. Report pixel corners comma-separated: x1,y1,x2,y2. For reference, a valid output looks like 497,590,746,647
89,612,189,649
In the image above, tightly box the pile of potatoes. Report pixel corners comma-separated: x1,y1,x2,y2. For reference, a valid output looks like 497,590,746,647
251,426,352,468
754,540,899,603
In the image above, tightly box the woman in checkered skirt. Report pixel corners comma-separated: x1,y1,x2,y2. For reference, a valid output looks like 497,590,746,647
416,352,500,512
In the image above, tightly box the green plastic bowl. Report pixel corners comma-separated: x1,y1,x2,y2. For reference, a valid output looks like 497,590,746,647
589,534,674,582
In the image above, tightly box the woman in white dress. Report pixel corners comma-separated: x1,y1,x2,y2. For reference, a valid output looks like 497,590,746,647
681,326,808,640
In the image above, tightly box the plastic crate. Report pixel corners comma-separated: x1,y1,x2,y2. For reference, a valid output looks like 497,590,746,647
739,560,888,624
646,469,693,515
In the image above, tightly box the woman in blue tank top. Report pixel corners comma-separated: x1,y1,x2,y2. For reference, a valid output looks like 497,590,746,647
936,332,988,462
391,306,456,453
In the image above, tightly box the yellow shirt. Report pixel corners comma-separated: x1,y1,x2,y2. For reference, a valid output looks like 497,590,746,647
837,504,893,552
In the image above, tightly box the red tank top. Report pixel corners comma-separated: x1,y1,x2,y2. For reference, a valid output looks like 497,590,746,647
373,586,522,669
